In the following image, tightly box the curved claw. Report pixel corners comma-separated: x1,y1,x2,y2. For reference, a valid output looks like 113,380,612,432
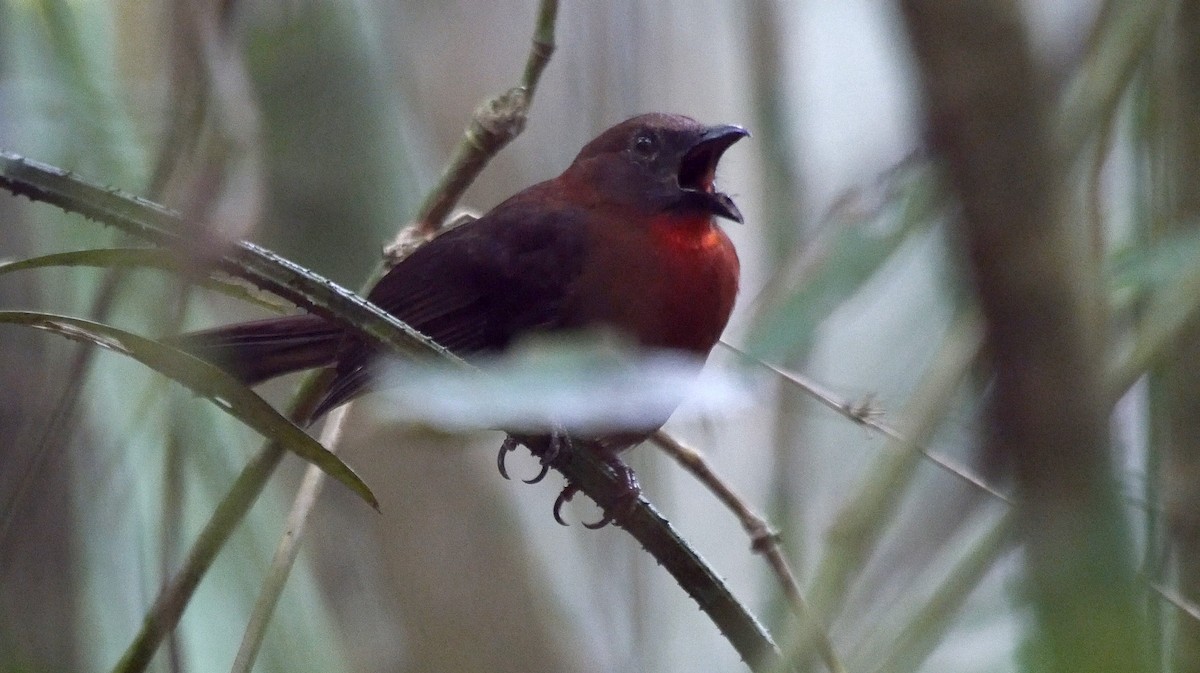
509,431,568,485
497,437,518,480
582,512,614,530
505,433,640,530
523,462,550,485
553,485,577,526
552,483,617,529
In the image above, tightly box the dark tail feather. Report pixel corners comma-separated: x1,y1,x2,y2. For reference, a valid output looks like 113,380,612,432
172,314,344,386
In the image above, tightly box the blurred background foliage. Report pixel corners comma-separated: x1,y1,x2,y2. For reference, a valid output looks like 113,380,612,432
1,1,1197,673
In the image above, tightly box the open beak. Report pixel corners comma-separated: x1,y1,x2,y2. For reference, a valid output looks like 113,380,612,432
677,124,748,223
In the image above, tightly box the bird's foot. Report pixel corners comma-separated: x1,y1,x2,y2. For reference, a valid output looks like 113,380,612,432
553,454,641,529
497,430,570,485
500,433,640,529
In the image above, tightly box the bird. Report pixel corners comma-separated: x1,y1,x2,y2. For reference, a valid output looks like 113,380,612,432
179,112,746,526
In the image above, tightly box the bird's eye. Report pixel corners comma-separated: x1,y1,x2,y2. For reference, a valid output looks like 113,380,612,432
631,132,657,156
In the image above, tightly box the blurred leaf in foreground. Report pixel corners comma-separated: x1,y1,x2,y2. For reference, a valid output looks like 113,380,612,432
367,333,750,435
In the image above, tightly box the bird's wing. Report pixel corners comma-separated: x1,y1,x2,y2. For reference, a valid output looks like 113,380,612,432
370,200,591,352
315,198,591,414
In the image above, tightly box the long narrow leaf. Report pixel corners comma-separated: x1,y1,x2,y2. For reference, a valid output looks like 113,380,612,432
0,150,455,366
0,248,291,313
0,310,377,509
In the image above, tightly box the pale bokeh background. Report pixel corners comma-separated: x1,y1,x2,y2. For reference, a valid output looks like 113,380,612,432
0,2,1129,673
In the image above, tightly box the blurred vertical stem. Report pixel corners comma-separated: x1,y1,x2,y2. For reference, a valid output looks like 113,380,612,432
871,509,1016,673
1136,16,1172,666
741,0,812,638
110,371,333,673
14,6,151,668
744,0,806,263
1053,0,1168,165
897,4,1146,673
1158,2,1200,672
230,406,348,673
35,0,140,171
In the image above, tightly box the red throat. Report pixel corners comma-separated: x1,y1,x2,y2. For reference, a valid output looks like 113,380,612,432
648,214,727,253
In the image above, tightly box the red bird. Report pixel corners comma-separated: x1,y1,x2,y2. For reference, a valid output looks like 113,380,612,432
183,113,746,525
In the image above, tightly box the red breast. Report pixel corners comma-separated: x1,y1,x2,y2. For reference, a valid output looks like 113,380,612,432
561,211,739,356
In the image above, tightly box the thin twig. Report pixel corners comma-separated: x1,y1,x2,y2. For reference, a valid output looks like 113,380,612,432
520,0,558,96
230,405,349,673
1149,581,1200,624
650,431,845,673
723,338,1011,505
393,0,559,246
767,361,1007,504
651,431,779,550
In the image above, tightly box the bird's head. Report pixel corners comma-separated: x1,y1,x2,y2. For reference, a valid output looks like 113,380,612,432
565,113,748,223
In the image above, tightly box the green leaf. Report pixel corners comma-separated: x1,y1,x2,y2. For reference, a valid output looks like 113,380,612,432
1108,225,1200,309
0,248,292,313
0,310,377,509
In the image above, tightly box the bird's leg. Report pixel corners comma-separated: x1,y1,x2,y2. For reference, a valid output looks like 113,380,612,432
534,427,570,471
